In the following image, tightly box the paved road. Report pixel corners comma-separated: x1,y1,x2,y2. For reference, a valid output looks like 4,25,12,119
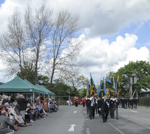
15,106,150,134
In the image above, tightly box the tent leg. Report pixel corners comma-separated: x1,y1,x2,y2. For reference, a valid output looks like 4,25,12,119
33,92,35,107
39,93,40,105
48,95,50,104
44,94,45,105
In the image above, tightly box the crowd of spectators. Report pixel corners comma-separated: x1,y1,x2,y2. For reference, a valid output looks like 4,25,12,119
0,94,58,134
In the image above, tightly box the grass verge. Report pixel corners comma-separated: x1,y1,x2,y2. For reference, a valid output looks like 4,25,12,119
138,105,150,108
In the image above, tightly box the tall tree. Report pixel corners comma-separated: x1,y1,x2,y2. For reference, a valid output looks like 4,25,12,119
46,10,82,90
116,61,150,97
24,4,52,84
0,4,82,88
0,10,26,78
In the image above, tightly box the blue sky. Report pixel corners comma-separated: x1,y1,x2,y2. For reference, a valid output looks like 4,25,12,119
101,21,150,49
1,0,150,84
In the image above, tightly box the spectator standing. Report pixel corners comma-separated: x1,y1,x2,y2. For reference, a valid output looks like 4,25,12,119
17,94,28,119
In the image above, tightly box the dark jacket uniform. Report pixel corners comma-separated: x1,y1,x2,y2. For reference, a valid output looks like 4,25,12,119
97,99,102,116
86,98,91,115
110,98,115,118
101,99,109,123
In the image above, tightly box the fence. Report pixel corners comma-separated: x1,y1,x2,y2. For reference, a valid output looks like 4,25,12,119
138,97,150,106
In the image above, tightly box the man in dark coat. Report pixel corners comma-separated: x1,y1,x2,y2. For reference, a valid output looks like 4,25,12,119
110,96,115,118
89,95,95,120
86,96,91,115
17,94,28,119
101,95,109,123
97,97,102,116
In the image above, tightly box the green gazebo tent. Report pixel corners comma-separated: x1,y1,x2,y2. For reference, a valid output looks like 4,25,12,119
40,85,55,96
35,84,53,95
0,76,44,94
24,79,45,94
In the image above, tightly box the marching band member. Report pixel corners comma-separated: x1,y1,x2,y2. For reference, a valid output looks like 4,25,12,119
82,97,86,107
74,96,79,107
101,95,109,123
110,96,115,118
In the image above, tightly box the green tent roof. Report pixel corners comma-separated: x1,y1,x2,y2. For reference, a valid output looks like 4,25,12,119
0,76,43,93
23,79,45,94
40,85,55,95
35,84,53,95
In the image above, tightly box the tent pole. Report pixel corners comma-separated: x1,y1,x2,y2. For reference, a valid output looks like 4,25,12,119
39,93,40,105
48,95,50,105
44,94,45,105
33,92,35,107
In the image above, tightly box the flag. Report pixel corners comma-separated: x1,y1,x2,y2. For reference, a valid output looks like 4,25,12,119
86,81,90,97
97,80,102,97
90,73,98,96
106,76,116,95
101,77,106,95
90,86,96,96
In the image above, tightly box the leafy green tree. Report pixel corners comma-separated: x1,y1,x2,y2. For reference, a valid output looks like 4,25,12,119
116,61,150,97
17,63,36,84
52,79,70,96
78,88,87,97
37,75,49,87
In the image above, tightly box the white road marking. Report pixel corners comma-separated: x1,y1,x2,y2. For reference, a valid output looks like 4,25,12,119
68,124,76,131
108,122,124,134
130,110,137,113
74,111,77,113
86,128,91,134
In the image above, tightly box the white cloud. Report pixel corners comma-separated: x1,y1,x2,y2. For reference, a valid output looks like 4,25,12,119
1,0,150,84
77,33,150,83
1,0,150,36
